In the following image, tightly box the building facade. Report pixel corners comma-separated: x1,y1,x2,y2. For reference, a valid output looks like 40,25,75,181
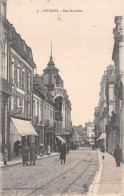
112,16,124,158
42,49,72,143
85,122,95,146
0,0,38,160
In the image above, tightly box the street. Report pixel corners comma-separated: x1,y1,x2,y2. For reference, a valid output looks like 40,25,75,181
0,148,98,196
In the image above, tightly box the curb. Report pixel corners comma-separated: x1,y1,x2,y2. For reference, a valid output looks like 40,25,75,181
87,151,103,196
0,153,60,168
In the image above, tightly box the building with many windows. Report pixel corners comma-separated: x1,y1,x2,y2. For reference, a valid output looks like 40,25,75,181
0,1,72,160
0,0,38,160
85,122,95,146
42,48,72,144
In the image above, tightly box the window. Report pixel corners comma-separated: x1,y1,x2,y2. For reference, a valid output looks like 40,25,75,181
17,96,22,107
37,101,39,118
17,65,20,87
11,58,15,83
11,96,14,111
27,101,31,117
17,96,20,107
50,109,52,117
27,72,31,92
22,98,24,113
47,107,49,119
22,68,25,90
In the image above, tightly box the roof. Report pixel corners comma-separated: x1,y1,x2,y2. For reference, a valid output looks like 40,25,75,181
43,56,59,72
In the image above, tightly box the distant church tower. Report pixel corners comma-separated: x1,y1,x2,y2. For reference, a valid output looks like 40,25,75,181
43,43,63,91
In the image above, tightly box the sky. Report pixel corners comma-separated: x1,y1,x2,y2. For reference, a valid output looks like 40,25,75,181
7,0,124,126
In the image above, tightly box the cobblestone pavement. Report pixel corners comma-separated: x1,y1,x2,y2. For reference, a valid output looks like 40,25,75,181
0,148,98,196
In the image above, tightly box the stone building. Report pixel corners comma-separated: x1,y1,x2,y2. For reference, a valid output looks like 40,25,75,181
0,0,12,156
33,74,56,153
112,16,124,158
94,16,124,156
42,47,72,144
72,125,85,146
0,0,38,160
94,66,114,148
85,122,95,146
105,65,118,154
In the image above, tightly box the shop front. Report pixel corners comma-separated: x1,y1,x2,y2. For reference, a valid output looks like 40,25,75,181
44,127,56,153
9,117,38,160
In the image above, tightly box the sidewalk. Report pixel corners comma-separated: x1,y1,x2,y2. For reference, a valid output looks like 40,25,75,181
90,150,124,196
0,152,59,168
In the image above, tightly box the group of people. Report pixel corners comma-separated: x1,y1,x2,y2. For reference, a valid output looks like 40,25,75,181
3,141,123,167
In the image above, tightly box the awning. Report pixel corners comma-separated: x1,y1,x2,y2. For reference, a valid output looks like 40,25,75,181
11,118,38,136
97,133,106,141
56,136,65,143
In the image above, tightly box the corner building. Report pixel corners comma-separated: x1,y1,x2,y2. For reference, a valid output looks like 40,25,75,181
0,0,38,160
42,50,72,143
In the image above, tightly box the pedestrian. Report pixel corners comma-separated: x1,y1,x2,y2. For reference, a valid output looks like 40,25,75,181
114,145,122,167
22,141,29,166
3,145,8,165
48,144,51,155
14,141,20,158
30,142,37,166
66,144,69,154
40,144,44,157
60,143,66,164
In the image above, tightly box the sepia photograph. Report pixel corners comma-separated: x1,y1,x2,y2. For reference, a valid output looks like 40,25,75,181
0,0,124,195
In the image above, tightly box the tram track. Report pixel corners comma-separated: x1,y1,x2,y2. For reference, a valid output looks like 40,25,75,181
26,154,93,196
60,156,93,195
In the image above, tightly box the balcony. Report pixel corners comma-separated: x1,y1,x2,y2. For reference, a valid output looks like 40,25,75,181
1,77,12,95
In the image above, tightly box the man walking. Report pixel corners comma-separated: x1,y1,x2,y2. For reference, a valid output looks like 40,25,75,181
60,143,66,164
114,145,122,167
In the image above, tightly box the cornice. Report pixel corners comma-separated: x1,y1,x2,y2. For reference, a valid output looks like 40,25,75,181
2,17,36,69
